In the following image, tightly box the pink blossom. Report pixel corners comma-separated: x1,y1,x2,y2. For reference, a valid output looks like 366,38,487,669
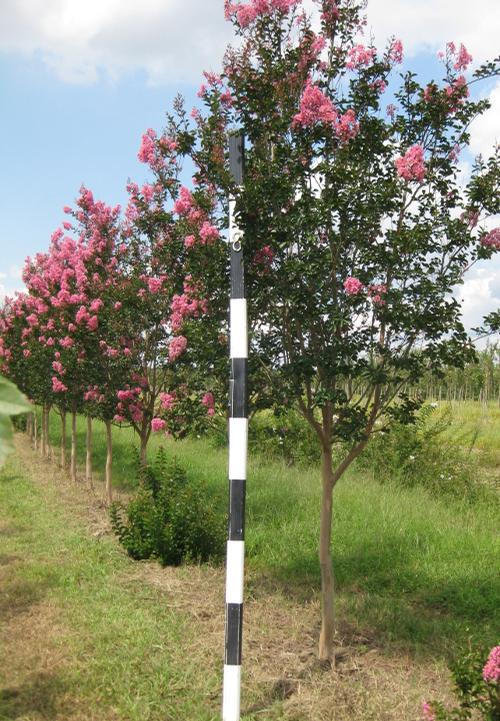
202,392,215,409
483,645,500,682
147,277,164,294
293,82,338,128
114,301,122,310
368,283,387,306
113,414,125,423
454,43,473,71
388,39,403,64
199,222,220,245
52,361,65,374
173,186,194,216
346,44,376,70
481,228,500,250
138,128,157,164
422,702,435,721
63,221,72,231
75,306,89,325
169,335,188,362
151,417,167,432
344,277,365,295
160,392,176,410
52,376,68,393
89,298,103,313
184,234,196,249
60,336,74,348
395,144,426,182
23,349,31,358
335,109,359,142
87,315,99,331
254,245,274,272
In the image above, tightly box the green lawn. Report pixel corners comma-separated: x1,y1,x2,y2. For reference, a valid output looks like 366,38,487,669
1,409,497,719
43,409,499,654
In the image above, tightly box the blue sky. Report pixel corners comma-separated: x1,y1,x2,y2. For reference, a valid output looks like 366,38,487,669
0,0,498,335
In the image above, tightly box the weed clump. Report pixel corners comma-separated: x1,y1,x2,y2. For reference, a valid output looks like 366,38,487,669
359,404,490,502
110,447,225,566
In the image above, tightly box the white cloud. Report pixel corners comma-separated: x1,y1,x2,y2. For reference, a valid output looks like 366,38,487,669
468,80,500,159
2,0,499,85
0,0,233,84
366,0,499,64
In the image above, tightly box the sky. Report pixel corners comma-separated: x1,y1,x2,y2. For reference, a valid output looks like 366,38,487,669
0,0,499,337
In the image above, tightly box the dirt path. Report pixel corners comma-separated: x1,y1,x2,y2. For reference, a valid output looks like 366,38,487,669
0,435,452,720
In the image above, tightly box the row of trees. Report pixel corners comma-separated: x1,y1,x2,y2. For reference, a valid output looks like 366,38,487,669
1,0,499,661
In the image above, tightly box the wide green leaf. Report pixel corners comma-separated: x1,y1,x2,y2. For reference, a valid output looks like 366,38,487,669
0,375,31,417
0,375,30,468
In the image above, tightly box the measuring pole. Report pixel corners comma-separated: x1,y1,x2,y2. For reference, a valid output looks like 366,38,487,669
223,133,247,721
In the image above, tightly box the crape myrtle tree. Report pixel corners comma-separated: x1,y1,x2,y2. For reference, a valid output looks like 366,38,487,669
112,115,228,461
161,0,500,660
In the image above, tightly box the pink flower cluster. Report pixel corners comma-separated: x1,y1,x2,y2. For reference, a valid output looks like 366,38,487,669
483,645,500,682
344,277,365,296
254,245,274,272
293,82,359,141
52,376,68,393
160,392,176,410
443,42,473,71
293,82,337,127
202,391,215,416
421,701,435,721
346,44,376,70
368,283,387,306
225,0,300,28
395,144,426,182
151,417,167,432
388,39,403,64
481,228,500,250
168,335,188,362
170,277,208,332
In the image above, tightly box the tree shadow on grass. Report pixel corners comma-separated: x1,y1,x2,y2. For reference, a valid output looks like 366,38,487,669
248,528,500,657
0,673,68,720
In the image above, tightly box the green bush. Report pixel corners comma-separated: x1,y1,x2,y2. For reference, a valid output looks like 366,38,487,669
110,448,225,566
248,408,320,466
359,404,484,501
422,642,500,720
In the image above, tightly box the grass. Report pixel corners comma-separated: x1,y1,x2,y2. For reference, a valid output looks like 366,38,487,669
42,407,499,655
2,404,498,719
0,450,222,721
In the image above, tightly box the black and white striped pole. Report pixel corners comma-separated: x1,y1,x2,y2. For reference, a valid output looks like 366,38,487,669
223,133,247,721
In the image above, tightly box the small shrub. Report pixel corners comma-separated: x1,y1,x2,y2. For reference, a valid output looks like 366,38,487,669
422,642,500,720
110,447,225,566
359,404,484,501
248,409,320,466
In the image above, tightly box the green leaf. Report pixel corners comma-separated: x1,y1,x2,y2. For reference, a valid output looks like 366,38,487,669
0,414,14,468
0,375,31,417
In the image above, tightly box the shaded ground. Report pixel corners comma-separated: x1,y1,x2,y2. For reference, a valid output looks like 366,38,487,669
0,435,456,720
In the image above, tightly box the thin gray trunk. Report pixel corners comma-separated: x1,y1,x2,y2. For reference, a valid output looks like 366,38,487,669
40,406,46,457
105,420,113,504
318,446,335,662
86,416,93,487
60,410,67,469
33,411,38,450
70,406,77,482
139,432,148,466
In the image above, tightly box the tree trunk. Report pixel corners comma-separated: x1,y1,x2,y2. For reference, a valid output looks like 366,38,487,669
26,413,32,439
70,405,77,483
139,432,148,467
45,406,52,460
40,406,46,457
318,446,335,662
60,410,67,469
86,416,93,487
105,420,113,505
33,411,38,450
